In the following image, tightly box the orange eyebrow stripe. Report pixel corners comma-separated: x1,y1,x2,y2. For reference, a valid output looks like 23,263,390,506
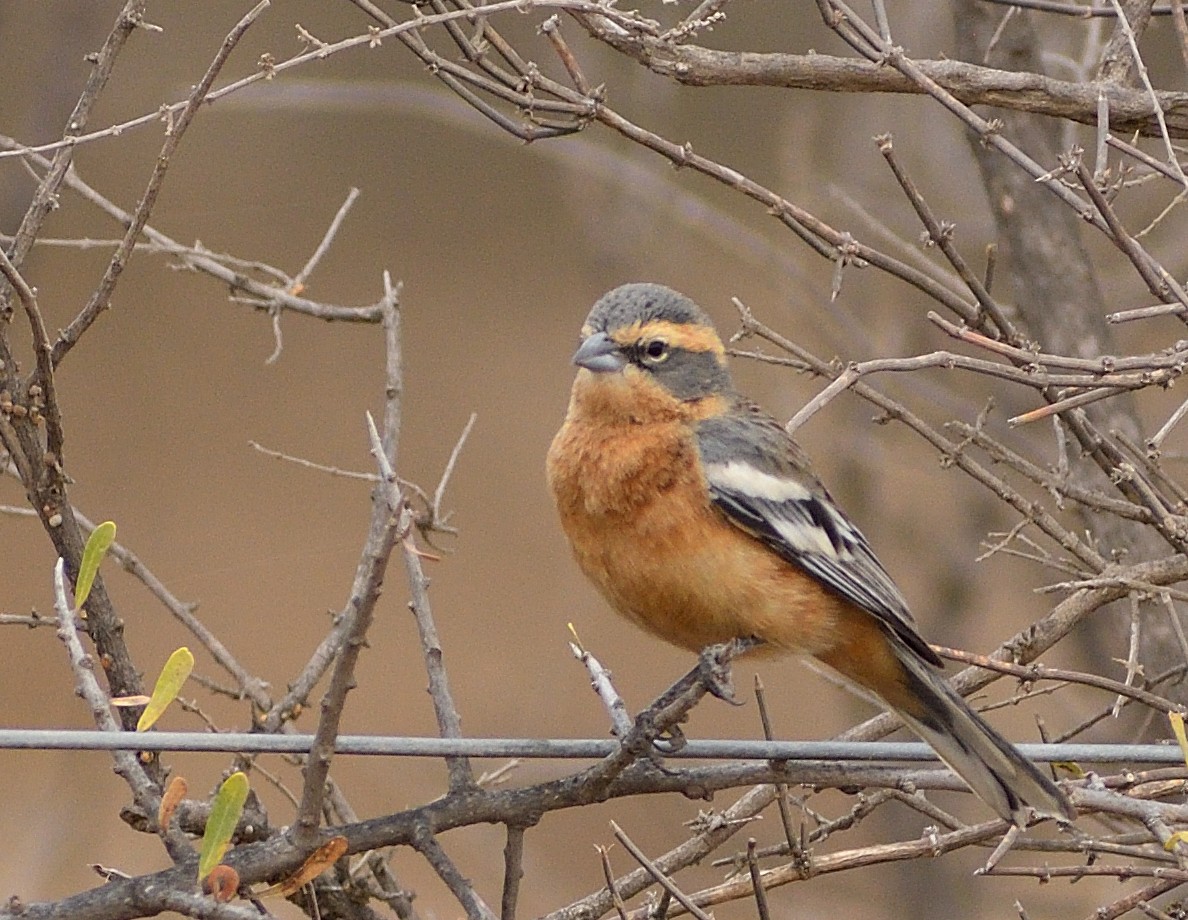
611,320,725,356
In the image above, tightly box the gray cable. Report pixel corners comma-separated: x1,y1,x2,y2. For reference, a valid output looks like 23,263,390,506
0,730,1178,763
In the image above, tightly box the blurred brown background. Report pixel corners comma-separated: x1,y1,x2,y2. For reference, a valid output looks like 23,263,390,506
2,2,1180,917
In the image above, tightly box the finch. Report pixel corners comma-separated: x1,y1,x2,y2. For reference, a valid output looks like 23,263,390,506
547,282,1072,825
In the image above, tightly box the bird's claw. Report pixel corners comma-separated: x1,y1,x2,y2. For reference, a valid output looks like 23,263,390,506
698,643,743,705
651,724,687,754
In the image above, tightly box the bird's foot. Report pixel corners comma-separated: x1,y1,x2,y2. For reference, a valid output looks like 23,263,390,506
698,641,743,705
651,724,687,754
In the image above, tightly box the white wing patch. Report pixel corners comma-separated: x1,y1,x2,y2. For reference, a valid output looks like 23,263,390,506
704,460,813,502
772,509,846,559
705,461,845,559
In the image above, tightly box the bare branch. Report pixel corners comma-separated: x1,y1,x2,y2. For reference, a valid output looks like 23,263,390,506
432,413,477,526
573,20,1188,138
414,827,498,920
292,309,409,842
404,521,477,792
292,186,361,293
1,0,147,289
52,560,191,863
611,821,714,920
51,1,271,367
500,824,527,920
933,645,1182,714
572,639,633,739
876,134,1017,341
0,247,60,456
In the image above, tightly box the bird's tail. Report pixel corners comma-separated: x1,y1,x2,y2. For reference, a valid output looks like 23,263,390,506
887,642,1074,826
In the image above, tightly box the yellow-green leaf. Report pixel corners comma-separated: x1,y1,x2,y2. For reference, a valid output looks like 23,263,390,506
1050,760,1086,779
1166,830,1188,852
1171,712,1188,767
75,521,116,607
198,771,250,880
136,647,195,732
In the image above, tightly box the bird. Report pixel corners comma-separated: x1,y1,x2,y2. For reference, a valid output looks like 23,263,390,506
546,282,1073,826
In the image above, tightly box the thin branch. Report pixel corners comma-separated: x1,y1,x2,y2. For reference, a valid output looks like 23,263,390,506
0,265,65,534
1139,902,1181,920
52,560,192,864
1107,301,1188,323
827,0,1110,232
1084,878,1186,920
1151,400,1188,456
501,824,527,920
988,864,1188,881
1117,594,1145,715
51,0,271,367
735,305,1105,573
619,819,1012,920
980,0,1174,14
753,676,800,858
1172,0,1188,71
292,186,361,292
248,440,378,481
583,101,979,322
0,0,643,166
291,408,407,846
611,822,714,920
1104,0,1187,185
946,420,1153,524
414,826,498,920
745,838,772,920
1112,430,1188,511
876,134,1018,341
1157,591,1188,671
929,311,1188,372
1107,133,1188,184
572,639,633,739
1074,158,1188,309
404,520,477,792
69,509,273,708
290,274,405,846
432,413,477,525
597,846,630,920
1,0,147,289
0,143,381,324
932,645,1181,714
1009,385,1131,425
980,824,1021,875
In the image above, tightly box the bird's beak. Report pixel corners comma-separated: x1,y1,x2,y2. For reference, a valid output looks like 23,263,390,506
572,332,626,374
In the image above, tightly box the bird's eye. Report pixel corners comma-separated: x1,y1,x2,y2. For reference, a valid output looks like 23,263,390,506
642,339,669,363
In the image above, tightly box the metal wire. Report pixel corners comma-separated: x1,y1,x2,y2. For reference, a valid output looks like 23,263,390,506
0,729,1182,764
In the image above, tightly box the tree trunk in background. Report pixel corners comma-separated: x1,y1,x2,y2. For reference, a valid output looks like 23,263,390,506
953,1,1180,708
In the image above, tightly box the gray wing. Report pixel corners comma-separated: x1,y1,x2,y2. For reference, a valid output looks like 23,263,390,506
696,403,942,666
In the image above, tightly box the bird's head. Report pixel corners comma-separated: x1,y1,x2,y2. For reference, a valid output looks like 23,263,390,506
570,284,734,406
